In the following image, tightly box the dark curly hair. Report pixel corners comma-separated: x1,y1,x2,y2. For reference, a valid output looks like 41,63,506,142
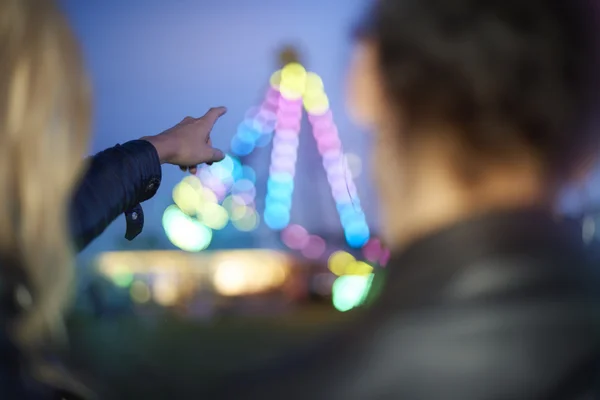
355,0,600,181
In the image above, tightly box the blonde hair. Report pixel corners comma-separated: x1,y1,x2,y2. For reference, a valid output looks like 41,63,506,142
0,0,90,349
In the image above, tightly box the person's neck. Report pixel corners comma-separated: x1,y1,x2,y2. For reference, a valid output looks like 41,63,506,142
382,163,552,252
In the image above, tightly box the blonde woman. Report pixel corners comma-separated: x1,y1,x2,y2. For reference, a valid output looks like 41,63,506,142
0,0,225,398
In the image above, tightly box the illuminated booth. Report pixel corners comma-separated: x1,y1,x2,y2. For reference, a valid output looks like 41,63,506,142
94,249,306,307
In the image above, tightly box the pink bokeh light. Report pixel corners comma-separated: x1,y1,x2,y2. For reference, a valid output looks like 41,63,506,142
278,97,303,112
312,125,339,140
281,224,310,250
278,109,303,122
379,248,391,267
266,87,280,104
317,139,342,155
276,119,301,132
308,109,333,124
362,238,382,263
301,235,327,259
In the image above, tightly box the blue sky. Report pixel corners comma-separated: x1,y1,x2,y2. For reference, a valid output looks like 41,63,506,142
60,0,599,259
61,0,377,258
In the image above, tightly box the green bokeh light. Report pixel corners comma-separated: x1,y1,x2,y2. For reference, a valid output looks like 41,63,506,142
332,274,374,312
162,205,212,252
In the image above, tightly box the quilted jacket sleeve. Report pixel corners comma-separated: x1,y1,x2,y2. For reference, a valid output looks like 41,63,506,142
70,140,162,252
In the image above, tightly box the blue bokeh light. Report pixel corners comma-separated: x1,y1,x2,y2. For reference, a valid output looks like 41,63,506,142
255,132,273,147
267,177,294,194
265,194,292,209
237,122,261,143
241,165,257,183
344,220,370,248
264,202,291,230
231,135,255,156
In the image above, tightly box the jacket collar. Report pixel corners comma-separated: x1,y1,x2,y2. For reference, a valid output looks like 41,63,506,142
376,207,586,306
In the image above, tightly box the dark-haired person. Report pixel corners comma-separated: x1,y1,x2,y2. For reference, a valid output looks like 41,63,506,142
210,0,600,398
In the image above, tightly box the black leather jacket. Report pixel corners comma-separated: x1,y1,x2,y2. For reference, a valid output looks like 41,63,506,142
0,140,162,399
210,209,600,399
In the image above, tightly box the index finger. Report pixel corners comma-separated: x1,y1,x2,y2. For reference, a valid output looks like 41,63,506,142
201,106,227,126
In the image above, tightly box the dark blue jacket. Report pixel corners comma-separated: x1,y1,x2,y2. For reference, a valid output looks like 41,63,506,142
71,139,162,251
1,140,162,399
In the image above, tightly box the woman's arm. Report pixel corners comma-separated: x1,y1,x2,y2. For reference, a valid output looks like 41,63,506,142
69,140,162,252
69,107,227,252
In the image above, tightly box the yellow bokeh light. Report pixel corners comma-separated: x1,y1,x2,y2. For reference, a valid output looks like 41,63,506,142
172,180,201,216
303,91,329,115
230,205,250,221
305,72,324,95
232,208,259,231
281,62,306,82
130,281,151,304
270,69,282,89
182,175,203,190
279,86,303,100
212,253,289,296
222,196,250,222
344,261,374,276
328,251,356,276
280,81,305,93
222,196,233,208
195,187,219,215
200,187,218,204
213,261,248,296
199,203,229,230
153,276,179,306
100,262,130,278
280,62,307,99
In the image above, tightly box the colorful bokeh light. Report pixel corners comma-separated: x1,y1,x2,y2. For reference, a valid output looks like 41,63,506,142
163,153,261,241
263,62,370,249
162,205,213,252
307,109,369,248
162,61,375,270
264,88,303,230
231,88,279,156
332,274,374,312
130,281,151,304
327,250,374,276
281,224,309,250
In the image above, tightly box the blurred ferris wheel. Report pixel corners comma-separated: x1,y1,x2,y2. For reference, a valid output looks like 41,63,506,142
163,47,388,270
